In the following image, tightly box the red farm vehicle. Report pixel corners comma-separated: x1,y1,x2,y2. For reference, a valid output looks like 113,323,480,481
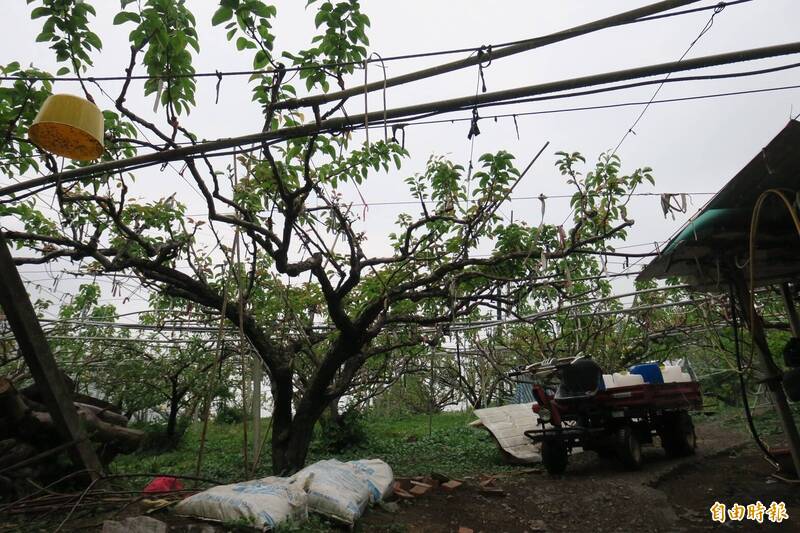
518,357,703,475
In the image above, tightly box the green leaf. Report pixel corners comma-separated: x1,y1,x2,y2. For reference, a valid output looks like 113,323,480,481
30,6,51,19
56,66,70,75
253,50,269,69
314,10,327,28
250,2,272,18
257,22,272,40
212,6,234,25
84,32,102,50
113,11,141,25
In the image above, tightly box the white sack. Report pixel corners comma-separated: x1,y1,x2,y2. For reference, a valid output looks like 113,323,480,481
174,477,307,530
347,459,394,503
291,459,370,525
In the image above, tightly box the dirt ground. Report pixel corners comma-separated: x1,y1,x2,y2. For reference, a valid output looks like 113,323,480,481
12,419,799,532
359,419,800,533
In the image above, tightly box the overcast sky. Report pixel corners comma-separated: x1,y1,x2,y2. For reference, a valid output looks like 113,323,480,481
3,0,800,316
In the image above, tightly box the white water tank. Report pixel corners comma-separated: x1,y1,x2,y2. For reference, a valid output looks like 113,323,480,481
612,372,645,387
662,366,691,383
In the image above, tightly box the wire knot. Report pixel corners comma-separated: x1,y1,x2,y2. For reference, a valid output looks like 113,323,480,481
467,107,481,139
215,70,223,104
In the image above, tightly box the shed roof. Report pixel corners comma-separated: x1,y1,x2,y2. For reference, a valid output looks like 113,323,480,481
638,119,800,290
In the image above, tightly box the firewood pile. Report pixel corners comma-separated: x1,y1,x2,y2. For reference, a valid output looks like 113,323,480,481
0,376,143,494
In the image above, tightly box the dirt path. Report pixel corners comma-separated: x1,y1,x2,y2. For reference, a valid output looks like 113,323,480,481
360,420,800,532
34,420,797,532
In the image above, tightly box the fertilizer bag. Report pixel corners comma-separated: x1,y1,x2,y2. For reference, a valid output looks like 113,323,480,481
291,459,370,524
174,477,307,530
347,459,394,503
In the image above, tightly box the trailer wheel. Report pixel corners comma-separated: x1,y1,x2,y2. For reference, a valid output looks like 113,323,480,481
541,439,568,475
660,411,696,457
616,427,643,470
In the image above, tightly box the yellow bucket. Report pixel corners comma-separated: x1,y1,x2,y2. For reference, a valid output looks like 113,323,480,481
28,94,104,161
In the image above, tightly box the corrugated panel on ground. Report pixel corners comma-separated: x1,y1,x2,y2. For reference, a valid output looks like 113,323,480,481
473,403,541,463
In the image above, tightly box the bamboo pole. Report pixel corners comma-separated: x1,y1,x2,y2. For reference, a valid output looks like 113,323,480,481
272,0,702,110
4,42,800,198
194,268,230,479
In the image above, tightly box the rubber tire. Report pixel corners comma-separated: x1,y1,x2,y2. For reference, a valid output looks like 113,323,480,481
616,427,643,470
660,412,697,458
541,439,569,476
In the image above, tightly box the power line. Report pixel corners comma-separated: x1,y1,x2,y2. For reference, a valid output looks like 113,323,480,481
612,0,727,155
38,318,230,333
4,41,800,200
173,191,712,215
373,84,800,130
272,0,723,111
452,284,693,331
0,0,727,85
0,335,239,345
378,61,800,128
7,81,798,171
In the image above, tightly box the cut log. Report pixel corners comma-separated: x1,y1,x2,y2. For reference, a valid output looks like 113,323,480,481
75,403,130,427
0,377,29,421
72,392,122,414
76,406,143,453
0,440,37,470
0,377,143,461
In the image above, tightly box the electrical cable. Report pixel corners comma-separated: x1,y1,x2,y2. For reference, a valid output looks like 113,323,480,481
7,81,799,171
730,284,780,468
370,84,800,130
0,1,754,84
374,62,800,130
5,48,800,202
612,1,728,155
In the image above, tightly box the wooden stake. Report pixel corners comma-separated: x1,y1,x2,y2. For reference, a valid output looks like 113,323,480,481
733,273,800,477
0,233,103,479
780,283,800,338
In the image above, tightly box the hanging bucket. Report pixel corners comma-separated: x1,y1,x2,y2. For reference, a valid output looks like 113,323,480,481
28,94,104,161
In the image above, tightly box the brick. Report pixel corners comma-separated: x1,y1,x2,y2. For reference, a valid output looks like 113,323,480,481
409,484,431,496
441,480,462,491
394,487,415,499
458,528,474,533
410,480,432,489
479,485,505,497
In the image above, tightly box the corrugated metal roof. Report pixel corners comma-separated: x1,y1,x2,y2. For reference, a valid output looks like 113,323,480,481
638,119,800,289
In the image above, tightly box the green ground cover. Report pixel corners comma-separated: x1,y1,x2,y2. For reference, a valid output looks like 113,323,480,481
110,411,521,484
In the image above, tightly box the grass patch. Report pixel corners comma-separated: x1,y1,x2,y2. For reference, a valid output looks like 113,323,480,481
111,410,523,483
711,399,800,442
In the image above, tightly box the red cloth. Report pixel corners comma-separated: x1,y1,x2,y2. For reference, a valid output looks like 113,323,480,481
143,476,184,494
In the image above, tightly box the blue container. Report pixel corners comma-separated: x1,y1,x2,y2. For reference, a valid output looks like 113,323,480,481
629,363,664,384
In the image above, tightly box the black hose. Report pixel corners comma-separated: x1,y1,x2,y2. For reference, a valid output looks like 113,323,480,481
729,286,779,467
